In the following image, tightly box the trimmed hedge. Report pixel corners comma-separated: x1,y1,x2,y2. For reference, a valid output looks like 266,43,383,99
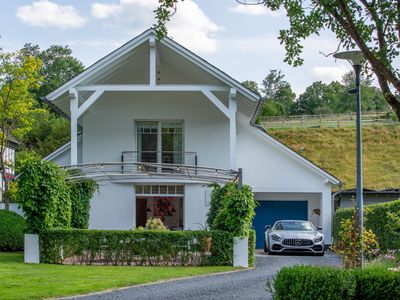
248,229,256,267
40,229,234,266
269,265,400,300
0,210,26,251
333,199,400,250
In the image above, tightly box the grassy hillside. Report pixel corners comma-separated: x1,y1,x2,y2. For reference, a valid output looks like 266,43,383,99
268,125,400,190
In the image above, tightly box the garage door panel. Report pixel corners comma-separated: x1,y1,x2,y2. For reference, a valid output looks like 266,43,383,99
253,200,308,249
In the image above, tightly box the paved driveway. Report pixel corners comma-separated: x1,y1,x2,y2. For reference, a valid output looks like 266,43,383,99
68,252,341,300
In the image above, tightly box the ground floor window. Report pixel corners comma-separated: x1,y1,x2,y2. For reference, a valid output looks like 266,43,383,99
136,185,184,230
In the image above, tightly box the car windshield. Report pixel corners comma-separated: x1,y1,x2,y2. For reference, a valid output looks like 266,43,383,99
274,221,315,231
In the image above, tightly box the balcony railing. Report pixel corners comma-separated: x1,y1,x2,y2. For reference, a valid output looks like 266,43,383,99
121,151,198,166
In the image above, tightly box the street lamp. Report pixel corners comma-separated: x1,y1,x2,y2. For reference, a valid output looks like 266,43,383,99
333,50,364,268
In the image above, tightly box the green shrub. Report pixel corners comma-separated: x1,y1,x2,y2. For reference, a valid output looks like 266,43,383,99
248,229,256,267
213,184,257,237
353,267,400,299
40,229,234,266
268,265,400,300
333,199,400,250
16,159,71,233
69,176,98,229
206,182,234,228
269,265,356,300
0,210,26,251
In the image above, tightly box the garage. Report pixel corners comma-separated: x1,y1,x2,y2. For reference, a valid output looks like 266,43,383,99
253,200,308,249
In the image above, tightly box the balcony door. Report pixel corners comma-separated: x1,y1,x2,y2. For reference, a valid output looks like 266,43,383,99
136,121,183,165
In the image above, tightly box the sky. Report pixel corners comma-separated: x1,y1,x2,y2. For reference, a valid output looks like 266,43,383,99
0,0,358,95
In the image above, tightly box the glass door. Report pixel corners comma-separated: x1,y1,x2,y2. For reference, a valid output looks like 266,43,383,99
162,122,183,165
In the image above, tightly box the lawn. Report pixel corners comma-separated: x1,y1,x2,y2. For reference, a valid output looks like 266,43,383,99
0,252,237,300
268,125,400,190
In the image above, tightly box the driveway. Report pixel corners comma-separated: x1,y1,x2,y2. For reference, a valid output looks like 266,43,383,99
67,252,341,300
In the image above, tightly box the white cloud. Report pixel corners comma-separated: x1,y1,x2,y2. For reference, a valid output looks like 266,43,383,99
16,0,86,29
229,4,280,17
90,0,221,53
312,65,348,83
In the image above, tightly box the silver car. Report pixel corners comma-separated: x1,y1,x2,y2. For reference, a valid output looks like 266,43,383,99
264,220,324,256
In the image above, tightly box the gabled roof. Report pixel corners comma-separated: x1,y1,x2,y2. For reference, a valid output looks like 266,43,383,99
46,28,260,103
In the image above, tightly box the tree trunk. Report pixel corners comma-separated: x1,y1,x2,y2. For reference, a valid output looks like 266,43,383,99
1,169,9,210
375,73,400,120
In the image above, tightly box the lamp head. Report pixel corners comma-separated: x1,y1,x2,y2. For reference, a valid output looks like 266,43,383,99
333,50,363,66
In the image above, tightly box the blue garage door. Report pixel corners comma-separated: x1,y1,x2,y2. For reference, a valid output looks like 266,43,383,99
253,201,308,249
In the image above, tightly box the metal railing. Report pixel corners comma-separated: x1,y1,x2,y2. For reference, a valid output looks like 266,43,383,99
121,151,198,166
64,161,239,184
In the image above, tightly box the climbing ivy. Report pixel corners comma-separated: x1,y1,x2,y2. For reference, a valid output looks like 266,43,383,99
16,159,71,233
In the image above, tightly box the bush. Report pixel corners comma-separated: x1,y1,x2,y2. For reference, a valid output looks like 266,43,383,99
212,184,257,237
333,200,400,250
206,182,234,228
248,229,256,267
69,176,98,229
40,229,234,266
16,159,71,233
268,265,356,300
268,265,400,300
0,210,26,251
332,209,379,268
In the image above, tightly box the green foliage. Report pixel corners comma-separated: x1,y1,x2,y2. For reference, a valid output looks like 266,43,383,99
268,265,356,300
268,265,400,300
333,200,400,251
16,158,71,233
331,209,379,268
207,182,235,228
248,229,256,267
0,210,26,251
40,229,234,266
212,184,257,237
0,49,43,208
69,176,98,229
18,43,84,158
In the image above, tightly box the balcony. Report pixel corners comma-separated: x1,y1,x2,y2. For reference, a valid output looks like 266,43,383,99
65,151,239,184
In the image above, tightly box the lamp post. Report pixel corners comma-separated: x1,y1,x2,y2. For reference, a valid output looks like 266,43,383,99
333,50,364,268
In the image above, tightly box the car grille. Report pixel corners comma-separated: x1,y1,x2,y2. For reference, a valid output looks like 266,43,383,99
282,238,313,246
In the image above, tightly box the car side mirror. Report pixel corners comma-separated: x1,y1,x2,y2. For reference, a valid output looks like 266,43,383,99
264,225,271,231
317,226,322,231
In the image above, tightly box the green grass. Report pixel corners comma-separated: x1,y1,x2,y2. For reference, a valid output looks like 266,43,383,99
268,125,400,190
0,252,237,300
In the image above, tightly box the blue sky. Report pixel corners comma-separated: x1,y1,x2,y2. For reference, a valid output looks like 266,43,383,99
0,0,356,95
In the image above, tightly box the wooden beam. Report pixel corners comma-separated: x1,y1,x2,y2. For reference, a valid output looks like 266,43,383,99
201,89,230,119
77,90,104,118
69,88,78,165
149,36,156,86
229,88,237,170
75,84,229,92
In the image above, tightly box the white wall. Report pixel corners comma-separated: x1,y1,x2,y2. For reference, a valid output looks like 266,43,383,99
89,183,135,229
45,139,82,166
82,91,230,169
184,184,209,230
0,203,23,216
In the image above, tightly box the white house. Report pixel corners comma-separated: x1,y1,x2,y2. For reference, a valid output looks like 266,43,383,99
44,29,340,247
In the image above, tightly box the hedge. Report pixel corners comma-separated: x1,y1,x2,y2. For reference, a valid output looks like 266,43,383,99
39,229,235,266
248,229,256,267
269,265,400,300
333,199,400,250
0,210,26,251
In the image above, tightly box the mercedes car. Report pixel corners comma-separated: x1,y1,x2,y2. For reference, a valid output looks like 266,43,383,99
264,220,324,256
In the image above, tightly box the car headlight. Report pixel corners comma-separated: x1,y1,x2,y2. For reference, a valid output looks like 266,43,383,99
271,234,281,241
314,235,323,242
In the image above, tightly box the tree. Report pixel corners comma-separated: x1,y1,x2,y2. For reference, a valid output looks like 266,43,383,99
19,44,84,157
261,70,296,116
0,50,42,209
154,0,400,119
